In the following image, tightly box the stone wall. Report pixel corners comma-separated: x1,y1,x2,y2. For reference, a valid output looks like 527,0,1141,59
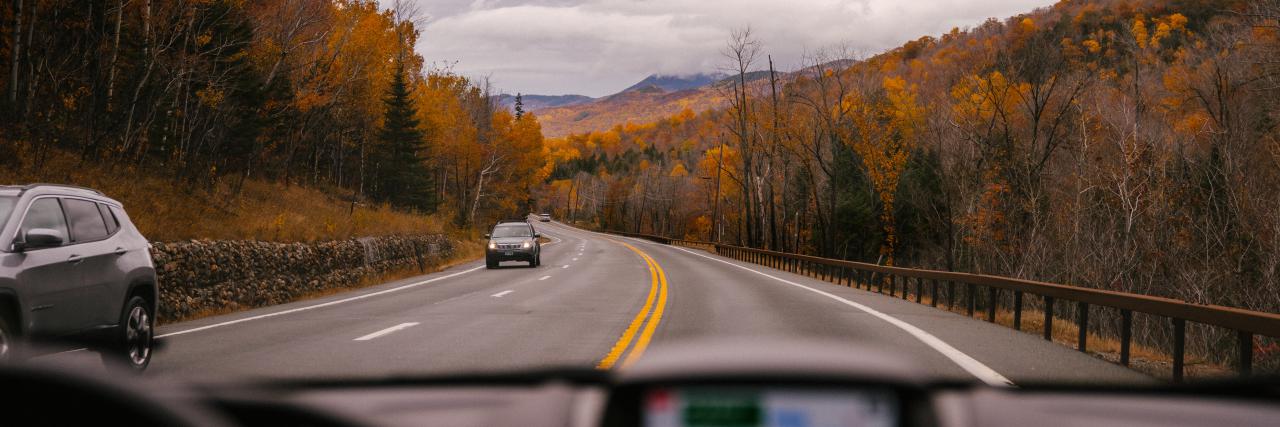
150,234,455,322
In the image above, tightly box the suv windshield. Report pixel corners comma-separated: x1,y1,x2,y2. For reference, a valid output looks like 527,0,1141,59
491,225,532,238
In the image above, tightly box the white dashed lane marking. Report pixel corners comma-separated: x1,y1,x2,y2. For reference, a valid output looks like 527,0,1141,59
353,322,419,341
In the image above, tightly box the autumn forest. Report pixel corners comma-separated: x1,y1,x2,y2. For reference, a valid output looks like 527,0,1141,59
0,0,547,232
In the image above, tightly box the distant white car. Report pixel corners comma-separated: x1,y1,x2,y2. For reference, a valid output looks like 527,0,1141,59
537,213,551,222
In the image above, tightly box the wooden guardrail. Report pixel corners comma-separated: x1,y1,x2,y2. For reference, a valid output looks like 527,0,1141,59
604,230,1280,382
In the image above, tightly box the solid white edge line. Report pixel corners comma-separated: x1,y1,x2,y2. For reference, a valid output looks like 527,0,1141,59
538,275,551,281
157,266,485,338
492,290,515,297
353,322,419,341
665,245,1015,387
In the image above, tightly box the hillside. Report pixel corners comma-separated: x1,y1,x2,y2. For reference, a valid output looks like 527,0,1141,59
534,73,757,137
494,93,594,111
542,0,1280,336
1,0,549,240
0,150,443,242
621,73,728,92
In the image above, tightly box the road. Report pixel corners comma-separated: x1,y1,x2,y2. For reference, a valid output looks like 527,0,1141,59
39,221,1151,385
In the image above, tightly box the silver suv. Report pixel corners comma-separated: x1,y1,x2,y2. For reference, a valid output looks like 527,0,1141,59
0,184,157,371
485,220,542,268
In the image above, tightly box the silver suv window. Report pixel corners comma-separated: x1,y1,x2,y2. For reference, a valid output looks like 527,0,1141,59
492,224,533,238
63,198,110,242
0,196,14,227
20,198,70,245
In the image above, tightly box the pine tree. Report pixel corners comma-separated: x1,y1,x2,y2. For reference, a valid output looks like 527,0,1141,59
514,92,524,120
373,62,436,212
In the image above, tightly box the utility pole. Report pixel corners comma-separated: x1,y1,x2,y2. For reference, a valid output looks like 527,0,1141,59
713,132,725,243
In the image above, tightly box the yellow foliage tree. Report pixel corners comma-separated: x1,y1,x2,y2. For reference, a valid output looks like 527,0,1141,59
843,76,924,265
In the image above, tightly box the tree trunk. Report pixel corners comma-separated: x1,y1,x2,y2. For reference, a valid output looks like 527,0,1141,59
8,0,22,111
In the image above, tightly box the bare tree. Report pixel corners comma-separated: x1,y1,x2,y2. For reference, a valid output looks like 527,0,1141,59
719,27,762,246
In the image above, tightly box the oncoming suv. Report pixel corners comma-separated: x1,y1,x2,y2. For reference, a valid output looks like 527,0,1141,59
485,220,542,268
0,184,157,371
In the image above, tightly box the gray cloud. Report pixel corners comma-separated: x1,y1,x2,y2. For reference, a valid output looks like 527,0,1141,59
388,0,1055,96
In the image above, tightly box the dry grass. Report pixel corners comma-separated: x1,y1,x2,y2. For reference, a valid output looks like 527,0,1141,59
1,149,445,242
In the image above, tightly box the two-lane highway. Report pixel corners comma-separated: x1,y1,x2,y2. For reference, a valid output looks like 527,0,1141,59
36,220,1152,385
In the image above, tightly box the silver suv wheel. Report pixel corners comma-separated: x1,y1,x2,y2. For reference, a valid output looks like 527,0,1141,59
0,318,11,361
125,304,153,367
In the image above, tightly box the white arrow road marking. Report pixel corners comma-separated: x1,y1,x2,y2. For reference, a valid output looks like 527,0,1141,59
353,322,419,341
492,290,514,297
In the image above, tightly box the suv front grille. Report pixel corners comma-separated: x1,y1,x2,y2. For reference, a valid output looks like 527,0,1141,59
496,243,522,250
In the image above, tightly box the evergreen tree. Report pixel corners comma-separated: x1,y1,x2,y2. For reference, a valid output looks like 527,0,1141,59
514,93,524,120
373,62,436,212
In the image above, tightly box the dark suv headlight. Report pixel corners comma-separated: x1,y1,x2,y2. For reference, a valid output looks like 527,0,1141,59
522,241,532,249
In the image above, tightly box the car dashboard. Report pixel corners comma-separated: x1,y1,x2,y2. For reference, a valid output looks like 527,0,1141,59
4,339,1279,427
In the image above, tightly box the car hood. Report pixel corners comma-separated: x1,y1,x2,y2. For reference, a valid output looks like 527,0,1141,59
491,237,533,244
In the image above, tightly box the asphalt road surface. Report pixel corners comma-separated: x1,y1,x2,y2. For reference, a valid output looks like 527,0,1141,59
38,221,1152,385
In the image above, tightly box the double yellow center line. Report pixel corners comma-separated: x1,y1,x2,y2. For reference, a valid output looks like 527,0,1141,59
596,239,669,370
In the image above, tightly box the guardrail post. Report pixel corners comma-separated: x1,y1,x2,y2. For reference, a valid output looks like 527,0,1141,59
931,279,940,307
1172,318,1186,383
1077,301,1089,352
1238,331,1252,376
915,277,923,304
987,288,997,322
890,274,897,297
948,281,956,310
1044,296,1055,341
1013,291,1023,330
967,283,976,317
1120,309,1132,366
877,273,884,293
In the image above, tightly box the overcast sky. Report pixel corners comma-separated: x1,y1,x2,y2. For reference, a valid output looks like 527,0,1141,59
382,0,1056,97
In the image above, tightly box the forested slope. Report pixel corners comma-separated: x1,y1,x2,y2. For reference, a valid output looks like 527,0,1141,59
0,0,548,239
541,0,1280,320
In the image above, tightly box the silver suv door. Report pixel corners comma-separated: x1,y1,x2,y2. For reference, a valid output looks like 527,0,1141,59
16,197,91,335
61,198,125,328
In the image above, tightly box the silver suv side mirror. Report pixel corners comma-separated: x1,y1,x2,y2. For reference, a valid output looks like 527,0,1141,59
19,228,65,250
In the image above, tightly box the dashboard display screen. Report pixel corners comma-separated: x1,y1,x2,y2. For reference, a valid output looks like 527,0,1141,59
643,387,897,427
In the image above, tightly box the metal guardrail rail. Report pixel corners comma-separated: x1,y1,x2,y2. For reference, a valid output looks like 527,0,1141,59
604,230,1280,382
